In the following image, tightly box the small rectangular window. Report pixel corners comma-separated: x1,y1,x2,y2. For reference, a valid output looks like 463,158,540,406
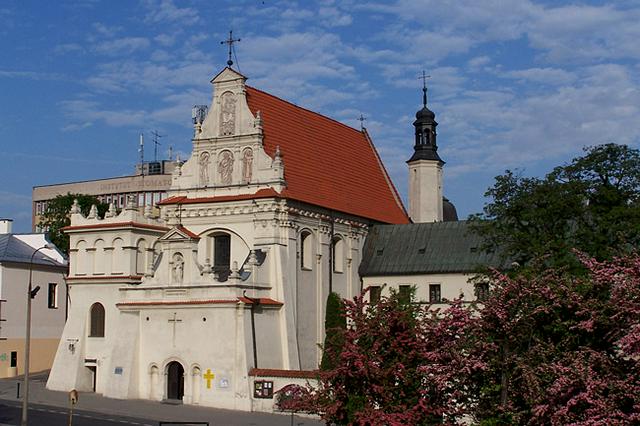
138,193,144,207
48,283,58,309
10,351,17,368
476,282,490,302
370,286,381,304
399,285,412,303
429,284,441,303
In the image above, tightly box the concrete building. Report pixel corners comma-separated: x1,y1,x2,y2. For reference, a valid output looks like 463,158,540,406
0,219,67,378
46,67,408,411
32,160,176,231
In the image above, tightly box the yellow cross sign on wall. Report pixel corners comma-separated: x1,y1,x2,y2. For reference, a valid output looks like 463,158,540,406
203,369,215,389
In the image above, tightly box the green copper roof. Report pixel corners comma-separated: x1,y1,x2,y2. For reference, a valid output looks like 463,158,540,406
359,221,505,276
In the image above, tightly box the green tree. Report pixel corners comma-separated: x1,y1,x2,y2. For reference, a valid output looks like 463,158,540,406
40,193,108,253
320,291,346,371
470,143,640,269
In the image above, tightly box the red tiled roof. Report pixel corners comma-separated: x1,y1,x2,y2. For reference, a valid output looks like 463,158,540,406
237,297,284,306
158,189,281,206
248,368,318,379
174,225,200,239
245,86,409,224
160,83,409,224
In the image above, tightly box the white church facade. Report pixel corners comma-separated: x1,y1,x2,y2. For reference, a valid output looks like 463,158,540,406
46,67,414,411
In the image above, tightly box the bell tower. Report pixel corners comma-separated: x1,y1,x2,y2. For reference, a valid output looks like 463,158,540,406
407,74,444,223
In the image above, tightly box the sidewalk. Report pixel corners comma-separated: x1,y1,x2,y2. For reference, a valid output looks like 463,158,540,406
0,372,320,426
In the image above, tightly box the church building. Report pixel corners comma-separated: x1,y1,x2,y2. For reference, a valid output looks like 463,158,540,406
46,66,416,411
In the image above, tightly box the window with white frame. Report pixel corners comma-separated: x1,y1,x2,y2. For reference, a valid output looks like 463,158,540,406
47,283,57,309
300,231,313,270
429,284,442,303
332,236,344,273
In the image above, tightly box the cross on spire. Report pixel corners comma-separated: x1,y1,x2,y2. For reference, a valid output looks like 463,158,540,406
419,70,431,107
357,113,367,130
220,30,241,67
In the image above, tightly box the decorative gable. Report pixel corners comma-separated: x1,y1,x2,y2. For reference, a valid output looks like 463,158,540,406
158,225,200,242
169,67,285,197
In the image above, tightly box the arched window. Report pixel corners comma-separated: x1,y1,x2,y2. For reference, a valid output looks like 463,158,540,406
136,239,148,275
75,240,87,275
212,233,231,281
300,231,313,270
112,238,124,274
332,236,344,273
94,239,105,274
89,303,105,337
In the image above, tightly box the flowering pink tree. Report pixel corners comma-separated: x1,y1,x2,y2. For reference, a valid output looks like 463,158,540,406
474,254,640,425
278,290,483,425
279,255,640,425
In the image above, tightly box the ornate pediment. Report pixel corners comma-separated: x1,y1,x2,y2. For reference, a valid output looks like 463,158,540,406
158,225,200,242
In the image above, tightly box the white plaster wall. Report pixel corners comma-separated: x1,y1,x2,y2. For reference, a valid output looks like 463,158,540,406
135,304,251,410
47,282,123,392
408,160,443,223
362,272,476,304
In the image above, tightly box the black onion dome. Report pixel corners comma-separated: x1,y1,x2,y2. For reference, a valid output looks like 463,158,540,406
415,106,435,120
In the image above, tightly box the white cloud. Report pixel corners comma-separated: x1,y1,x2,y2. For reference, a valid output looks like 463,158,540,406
467,55,491,70
318,7,352,27
144,0,199,25
60,99,146,127
527,4,640,62
92,22,122,38
154,33,176,47
0,70,64,80
503,67,576,85
94,37,150,56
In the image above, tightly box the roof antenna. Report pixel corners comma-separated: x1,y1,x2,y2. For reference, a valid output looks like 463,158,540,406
419,70,431,107
138,133,144,173
151,130,164,162
220,30,241,67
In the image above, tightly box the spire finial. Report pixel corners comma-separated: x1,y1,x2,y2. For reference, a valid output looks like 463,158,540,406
357,113,367,130
220,30,241,67
419,70,431,107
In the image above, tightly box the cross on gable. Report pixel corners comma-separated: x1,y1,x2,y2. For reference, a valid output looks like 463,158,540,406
220,30,241,67
357,113,367,130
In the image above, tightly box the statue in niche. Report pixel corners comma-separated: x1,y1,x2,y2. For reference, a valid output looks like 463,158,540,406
172,253,184,283
199,151,210,185
242,148,253,183
220,92,236,136
218,151,234,185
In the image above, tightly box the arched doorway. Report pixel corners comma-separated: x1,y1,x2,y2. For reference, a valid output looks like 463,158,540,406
166,361,184,401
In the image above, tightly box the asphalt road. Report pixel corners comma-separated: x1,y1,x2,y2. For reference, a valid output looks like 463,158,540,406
0,400,157,425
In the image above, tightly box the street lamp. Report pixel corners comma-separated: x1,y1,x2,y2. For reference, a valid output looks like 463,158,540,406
21,243,53,426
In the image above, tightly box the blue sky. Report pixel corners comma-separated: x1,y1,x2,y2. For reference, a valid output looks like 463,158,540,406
1,0,639,232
